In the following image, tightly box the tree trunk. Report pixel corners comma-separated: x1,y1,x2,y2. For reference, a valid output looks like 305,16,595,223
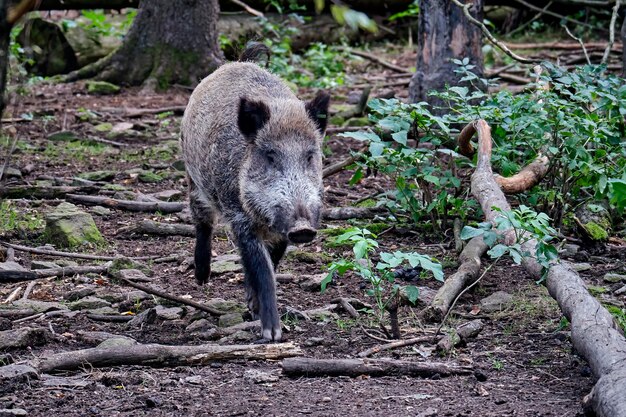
622,14,626,78
95,0,222,88
409,0,484,106
622,14,626,77
0,0,10,117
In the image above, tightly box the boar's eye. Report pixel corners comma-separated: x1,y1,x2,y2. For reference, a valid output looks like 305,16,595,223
264,149,278,167
305,150,316,166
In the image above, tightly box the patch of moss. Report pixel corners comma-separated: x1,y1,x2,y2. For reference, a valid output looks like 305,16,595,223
587,285,609,296
354,198,377,208
604,304,626,332
584,221,609,241
286,250,333,264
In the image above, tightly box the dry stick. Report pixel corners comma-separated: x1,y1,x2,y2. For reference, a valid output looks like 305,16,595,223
116,277,226,316
0,135,19,182
450,0,539,64
0,265,109,283
281,357,472,378
357,336,438,358
602,0,622,64
503,41,622,51
511,0,597,30
99,105,186,118
2,287,22,304
562,25,591,65
66,194,185,213
0,240,158,261
337,47,413,74
34,342,301,373
21,281,37,300
507,1,554,37
323,153,363,178
229,0,264,17
117,219,195,237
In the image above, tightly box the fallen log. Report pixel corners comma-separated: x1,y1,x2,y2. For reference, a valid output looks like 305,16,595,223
32,342,302,373
66,194,185,213
322,206,386,220
117,219,195,237
0,265,109,283
0,240,158,261
0,185,97,199
281,357,472,377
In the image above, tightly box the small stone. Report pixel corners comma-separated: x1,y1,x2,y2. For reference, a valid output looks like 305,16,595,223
243,369,279,384
211,260,242,275
206,298,247,314
0,261,26,272
97,337,137,349
91,206,112,216
218,313,244,328
125,290,151,302
111,122,134,133
48,130,80,142
30,260,60,270
87,307,118,315
44,202,105,248
77,170,116,181
0,327,47,350
603,273,626,283
41,375,93,388
572,263,592,272
3,167,21,179
184,375,204,385
126,308,157,328
303,337,324,347
0,364,38,384
112,268,151,282
155,305,184,320
321,397,332,402
86,80,120,95
615,285,626,296
150,190,183,201
11,299,68,313
560,243,579,258
108,258,152,277
299,274,327,292
76,331,136,346
0,409,28,416
186,319,214,333
68,296,111,311
480,291,514,313
218,330,255,344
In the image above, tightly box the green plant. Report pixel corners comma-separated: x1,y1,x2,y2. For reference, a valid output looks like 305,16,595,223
461,205,559,280
388,1,420,21
322,227,443,324
0,201,45,236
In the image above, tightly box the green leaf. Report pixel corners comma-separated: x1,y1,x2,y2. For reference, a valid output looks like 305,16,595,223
391,130,408,145
460,226,484,240
353,239,369,259
404,285,420,305
488,244,509,258
320,271,334,293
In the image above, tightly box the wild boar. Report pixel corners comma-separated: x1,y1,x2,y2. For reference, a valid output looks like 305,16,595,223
180,44,330,341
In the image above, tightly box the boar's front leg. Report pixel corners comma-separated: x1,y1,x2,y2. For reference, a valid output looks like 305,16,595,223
267,239,288,271
233,223,282,342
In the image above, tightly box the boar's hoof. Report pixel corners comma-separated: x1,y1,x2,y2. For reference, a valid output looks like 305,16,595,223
287,223,317,244
261,325,283,342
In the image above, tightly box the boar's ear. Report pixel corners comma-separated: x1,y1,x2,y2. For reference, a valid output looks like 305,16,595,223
305,90,330,135
238,97,270,142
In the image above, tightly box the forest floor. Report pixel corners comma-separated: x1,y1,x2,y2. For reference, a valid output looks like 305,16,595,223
0,43,625,417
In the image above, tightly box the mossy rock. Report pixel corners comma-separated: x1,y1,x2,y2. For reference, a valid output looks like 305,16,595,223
574,202,612,242
86,80,120,95
102,183,128,191
108,257,153,277
93,123,113,132
286,250,333,264
48,130,80,142
355,198,377,208
330,115,345,126
344,117,370,127
78,170,116,182
44,202,105,248
138,170,163,183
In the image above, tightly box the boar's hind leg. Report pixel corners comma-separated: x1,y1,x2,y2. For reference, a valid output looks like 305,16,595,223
234,224,282,342
267,239,288,271
190,192,216,285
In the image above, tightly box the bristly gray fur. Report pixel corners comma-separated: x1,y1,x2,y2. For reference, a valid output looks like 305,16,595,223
180,49,329,342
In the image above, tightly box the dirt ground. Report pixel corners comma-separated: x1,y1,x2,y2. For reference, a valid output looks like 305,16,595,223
1,45,623,417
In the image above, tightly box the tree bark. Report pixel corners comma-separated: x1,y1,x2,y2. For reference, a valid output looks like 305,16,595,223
622,14,626,77
89,0,222,88
0,0,10,118
621,15,626,78
409,0,484,106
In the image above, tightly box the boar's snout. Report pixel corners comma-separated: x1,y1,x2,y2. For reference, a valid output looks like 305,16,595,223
287,219,317,244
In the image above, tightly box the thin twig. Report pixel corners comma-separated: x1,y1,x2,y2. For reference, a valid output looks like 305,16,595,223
511,0,597,30
337,47,413,74
602,0,622,64
229,0,263,17
563,25,591,65
0,240,160,261
507,1,554,37
450,0,539,64
358,335,439,358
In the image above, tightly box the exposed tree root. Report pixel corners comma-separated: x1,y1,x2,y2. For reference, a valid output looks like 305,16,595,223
437,118,626,417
